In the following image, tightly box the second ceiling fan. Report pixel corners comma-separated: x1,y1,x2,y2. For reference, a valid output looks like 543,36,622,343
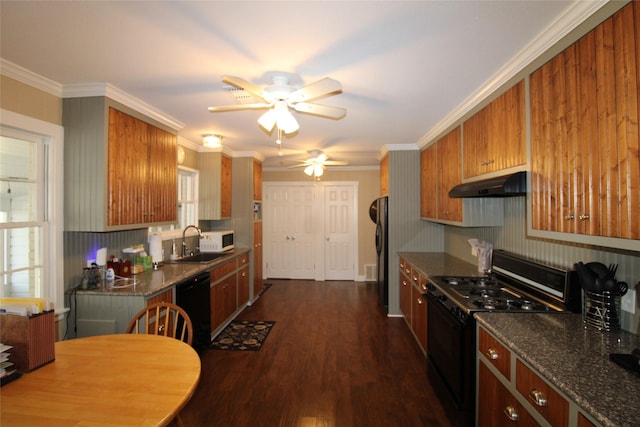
208,75,347,134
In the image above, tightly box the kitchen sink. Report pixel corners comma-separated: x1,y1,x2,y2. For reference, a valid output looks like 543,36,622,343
167,252,228,264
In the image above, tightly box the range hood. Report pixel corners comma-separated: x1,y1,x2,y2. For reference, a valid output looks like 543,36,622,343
448,171,526,198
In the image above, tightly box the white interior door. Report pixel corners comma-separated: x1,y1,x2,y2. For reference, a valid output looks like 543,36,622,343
264,184,315,279
264,182,357,281
324,184,356,280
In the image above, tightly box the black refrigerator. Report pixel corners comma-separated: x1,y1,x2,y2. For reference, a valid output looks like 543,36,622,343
370,196,388,312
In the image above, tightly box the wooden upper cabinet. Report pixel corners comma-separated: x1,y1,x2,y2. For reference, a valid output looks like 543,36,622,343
420,128,463,222
63,97,177,231
530,1,640,241
380,155,389,196
463,80,526,178
199,152,232,220
253,160,262,201
108,108,177,227
437,128,463,222
420,145,437,219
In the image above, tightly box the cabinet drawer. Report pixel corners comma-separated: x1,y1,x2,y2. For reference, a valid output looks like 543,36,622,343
210,261,236,281
478,327,511,380
237,253,249,267
516,359,569,427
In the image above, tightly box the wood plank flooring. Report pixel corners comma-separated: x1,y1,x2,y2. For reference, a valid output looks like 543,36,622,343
179,280,452,427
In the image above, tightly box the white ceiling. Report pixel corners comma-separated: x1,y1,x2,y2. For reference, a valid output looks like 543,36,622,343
0,1,605,169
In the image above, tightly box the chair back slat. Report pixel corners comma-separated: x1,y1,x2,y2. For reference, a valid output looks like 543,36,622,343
126,302,194,346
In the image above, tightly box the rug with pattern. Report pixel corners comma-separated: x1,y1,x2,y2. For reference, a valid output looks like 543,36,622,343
210,320,275,351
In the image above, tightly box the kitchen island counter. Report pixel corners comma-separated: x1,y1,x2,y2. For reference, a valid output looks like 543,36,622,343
476,312,640,427
71,248,250,297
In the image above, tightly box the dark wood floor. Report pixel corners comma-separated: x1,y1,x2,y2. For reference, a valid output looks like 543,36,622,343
179,280,452,427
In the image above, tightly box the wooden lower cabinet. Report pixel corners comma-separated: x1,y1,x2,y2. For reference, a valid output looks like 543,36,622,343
478,325,601,427
399,257,427,355
478,362,538,427
209,254,251,334
253,221,263,297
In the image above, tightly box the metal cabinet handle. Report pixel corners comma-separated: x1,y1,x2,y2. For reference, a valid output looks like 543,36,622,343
486,347,499,360
402,280,408,287
442,210,450,215
480,159,495,166
529,389,547,407
503,406,519,421
579,214,590,221
413,275,418,282
564,214,575,220
417,298,423,305
405,268,411,274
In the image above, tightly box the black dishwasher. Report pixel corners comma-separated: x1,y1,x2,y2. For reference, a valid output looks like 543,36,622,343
176,271,211,349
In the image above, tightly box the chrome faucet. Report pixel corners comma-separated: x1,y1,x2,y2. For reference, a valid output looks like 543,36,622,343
182,225,202,257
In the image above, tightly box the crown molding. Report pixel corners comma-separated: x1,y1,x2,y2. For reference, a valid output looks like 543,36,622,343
417,0,610,148
62,82,184,131
0,59,63,96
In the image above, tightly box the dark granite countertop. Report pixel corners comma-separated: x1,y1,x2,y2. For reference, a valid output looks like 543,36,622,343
71,248,250,298
398,252,480,278
475,312,640,427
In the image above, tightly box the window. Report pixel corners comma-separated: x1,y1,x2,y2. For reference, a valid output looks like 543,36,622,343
149,165,198,239
0,109,63,312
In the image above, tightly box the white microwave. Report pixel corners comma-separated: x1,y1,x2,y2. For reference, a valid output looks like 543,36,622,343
200,230,234,253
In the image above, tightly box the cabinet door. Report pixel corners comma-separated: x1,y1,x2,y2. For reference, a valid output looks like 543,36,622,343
237,265,249,307
463,81,526,178
411,284,427,353
108,108,148,226
211,281,225,332
399,270,412,322
253,160,262,201
478,362,538,427
380,155,389,196
516,359,569,427
253,221,263,296
221,155,232,218
437,128,463,222
420,144,437,219
531,3,639,240
146,125,177,223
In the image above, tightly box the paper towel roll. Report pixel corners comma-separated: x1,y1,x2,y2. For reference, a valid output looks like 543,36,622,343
149,234,163,263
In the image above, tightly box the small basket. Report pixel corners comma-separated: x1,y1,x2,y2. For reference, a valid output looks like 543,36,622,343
583,290,621,331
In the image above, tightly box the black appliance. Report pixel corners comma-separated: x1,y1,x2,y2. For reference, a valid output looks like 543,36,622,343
176,271,211,349
426,250,580,427
448,171,526,198
370,196,388,312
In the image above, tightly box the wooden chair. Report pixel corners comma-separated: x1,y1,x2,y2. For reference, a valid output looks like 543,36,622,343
126,302,193,346
126,302,194,427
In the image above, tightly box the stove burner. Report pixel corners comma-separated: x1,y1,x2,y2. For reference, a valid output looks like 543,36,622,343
469,297,551,311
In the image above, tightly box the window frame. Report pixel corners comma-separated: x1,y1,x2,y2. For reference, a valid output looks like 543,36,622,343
0,109,64,315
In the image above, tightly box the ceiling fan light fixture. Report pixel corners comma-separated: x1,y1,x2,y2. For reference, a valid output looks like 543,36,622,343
203,134,222,147
257,109,277,132
314,165,324,177
277,111,299,134
304,165,314,176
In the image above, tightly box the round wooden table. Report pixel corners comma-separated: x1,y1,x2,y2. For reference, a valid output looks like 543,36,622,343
1,334,201,426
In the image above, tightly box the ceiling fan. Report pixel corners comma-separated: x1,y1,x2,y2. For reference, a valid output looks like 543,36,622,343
288,150,349,178
208,75,347,135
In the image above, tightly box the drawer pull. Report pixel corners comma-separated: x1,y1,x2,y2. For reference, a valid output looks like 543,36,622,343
417,298,422,305
564,214,574,220
579,214,590,221
503,406,519,421
486,347,499,360
529,389,547,407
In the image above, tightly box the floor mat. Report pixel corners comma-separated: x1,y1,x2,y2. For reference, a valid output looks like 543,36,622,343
210,320,275,351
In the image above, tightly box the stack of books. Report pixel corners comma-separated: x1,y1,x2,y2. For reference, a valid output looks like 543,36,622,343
0,343,21,386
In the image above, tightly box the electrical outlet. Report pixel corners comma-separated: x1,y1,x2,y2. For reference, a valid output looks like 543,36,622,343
621,289,636,314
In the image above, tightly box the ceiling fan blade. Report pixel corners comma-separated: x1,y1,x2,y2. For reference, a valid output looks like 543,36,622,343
293,102,346,119
323,160,349,166
290,77,342,102
208,103,271,112
222,75,269,102
287,164,310,169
